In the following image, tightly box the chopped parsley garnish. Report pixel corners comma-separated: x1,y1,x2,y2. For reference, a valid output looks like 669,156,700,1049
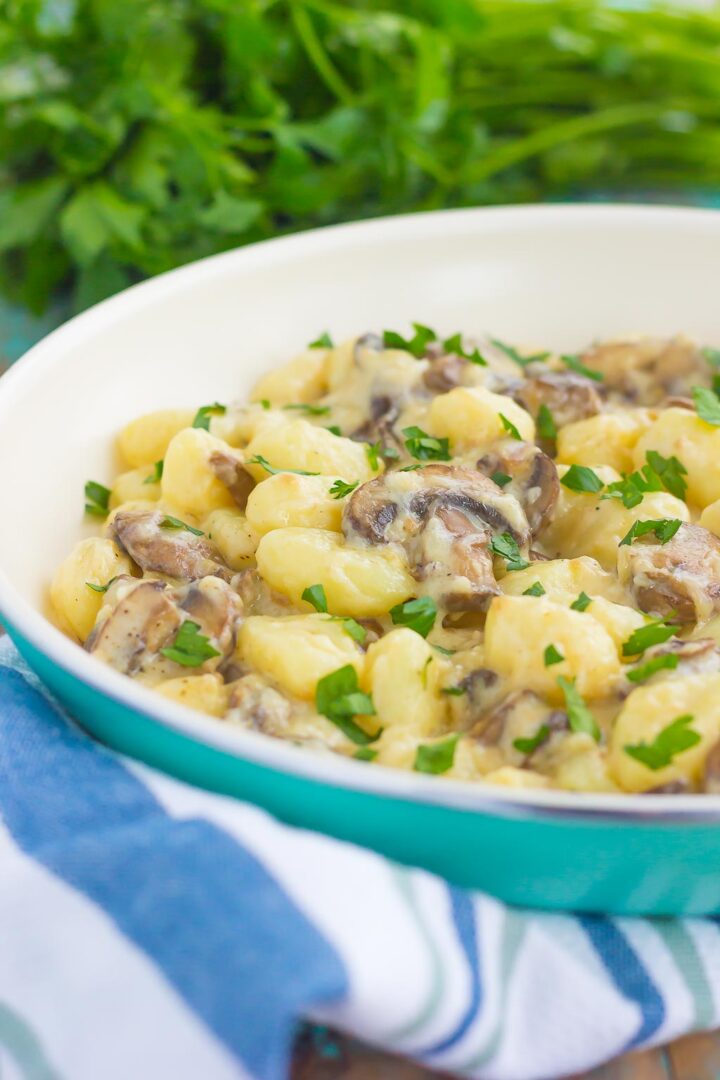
499,413,522,440
626,652,679,684
85,577,117,594
570,591,592,612
624,713,700,770
326,425,342,437
622,616,677,657
336,618,367,645
282,402,331,415
603,462,664,509
544,644,565,666
354,747,377,762
421,656,432,688
645,451,688,501
490,338,550,367
84,480,111,517
160,620,221,667
523,581,546,597
159,515,204,536
491,471,512,488
557,676,600,741
414,734,459,775
693,385,720,426
513,725,550,755
383,323,437,358
390,596,437,638
490,533,529,571
143,460,164,484
329,479,359,499
443,332,487,366
259,399,271,410
441,685,466,696
366,442,382,471
619,518,681,546
302,584,328,613
247,454,319,477
432,644,456,656
702,346,720,367
309,331,333,349
402,425,451,461
561,353,604,382
560,464,604,494
315,665,379,745
192,402,226,431
399,464,424,472
537,403,557,439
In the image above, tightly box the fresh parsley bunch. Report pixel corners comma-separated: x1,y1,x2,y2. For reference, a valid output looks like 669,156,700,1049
5,0,720,315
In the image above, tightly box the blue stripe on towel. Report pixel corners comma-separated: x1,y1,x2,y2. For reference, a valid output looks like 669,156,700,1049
580,916,665,1047
421,887,482,1056
0,667,347,1080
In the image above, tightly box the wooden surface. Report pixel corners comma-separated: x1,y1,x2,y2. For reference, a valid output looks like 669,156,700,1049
291,1026,720,1079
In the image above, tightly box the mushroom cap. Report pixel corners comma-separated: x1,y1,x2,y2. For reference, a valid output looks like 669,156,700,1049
580,336,710,406
476,440,559,536
514,370,603,428
618,522,720,624
112,508,233,582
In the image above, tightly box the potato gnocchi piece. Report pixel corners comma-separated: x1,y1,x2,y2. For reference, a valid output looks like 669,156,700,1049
484,595,621,703
633,407,720,509
246,472,345,535
500,556,628,606
110,465,161,508
557,410,655,475
245,419,375,485
609,673,720,792
542,465,689,569
238,614,364,700
255,527,415,617
50,538,134,641
429,385,535,449
161,428,246,517
251,348,329,405
364,628,447,737
118,408,195,468
203,508,259,570
156,673,228,717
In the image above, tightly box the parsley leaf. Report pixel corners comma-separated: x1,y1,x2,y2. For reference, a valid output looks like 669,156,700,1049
143,460,164,484
399,463,424,472
383,323,437,358
302,584,328,613
626,652,679,683
570,591,592,611
282,402,331,415
491,471,512,488
192,402,226,431
560,465,604,493
354,747,377,762
366,442,382,471
84,480,111,517
619,518,681,546
544,644,564,666
247,455,319,477
645,451,688,501
402,425,451,461
259,400,271,410
513,725,551,754
490,532,529,571
336,618,367,645
159,515,204,536
561,354,603,382
602,462,664,508
414,734,459,775
557,676,600,741
315,665,379,746
523,581,546,597
693,385,720,426
443,332,487,366
329,479,358,499
625,713,700,770
537,403,557,439
390,596,437,638
499,413,522,440
309,332,333,349
160,620,221,667
85,577,118,594
490,338,549,367
441,685,466,696
326,425,342,437
622,616,677,657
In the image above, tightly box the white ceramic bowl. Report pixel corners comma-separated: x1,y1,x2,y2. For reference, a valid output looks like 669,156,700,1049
3,204,720,914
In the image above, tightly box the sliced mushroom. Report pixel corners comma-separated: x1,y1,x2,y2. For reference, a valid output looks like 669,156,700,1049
644,779,692,795
86,579,181,675
618,523,720,624
225,673,292,735
351,394,404,458
423,351,467,393
468,688,567,751
208,451,255,511
343,464,531,610
628,638,720,682
177,576,242,657
112,508,233,582
513,371,603,428
579,336,710,406
703,739,720,794
476,440,559,536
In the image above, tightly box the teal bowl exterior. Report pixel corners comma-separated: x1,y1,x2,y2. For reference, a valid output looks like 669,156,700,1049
8,615,720,917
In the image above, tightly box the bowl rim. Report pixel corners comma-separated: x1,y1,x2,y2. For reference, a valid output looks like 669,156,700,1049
3,200,720,824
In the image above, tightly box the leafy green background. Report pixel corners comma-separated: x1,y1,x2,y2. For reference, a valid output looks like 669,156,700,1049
2,0,720,342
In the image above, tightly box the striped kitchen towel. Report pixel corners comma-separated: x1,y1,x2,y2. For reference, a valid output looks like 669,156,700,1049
1,636,719,1080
